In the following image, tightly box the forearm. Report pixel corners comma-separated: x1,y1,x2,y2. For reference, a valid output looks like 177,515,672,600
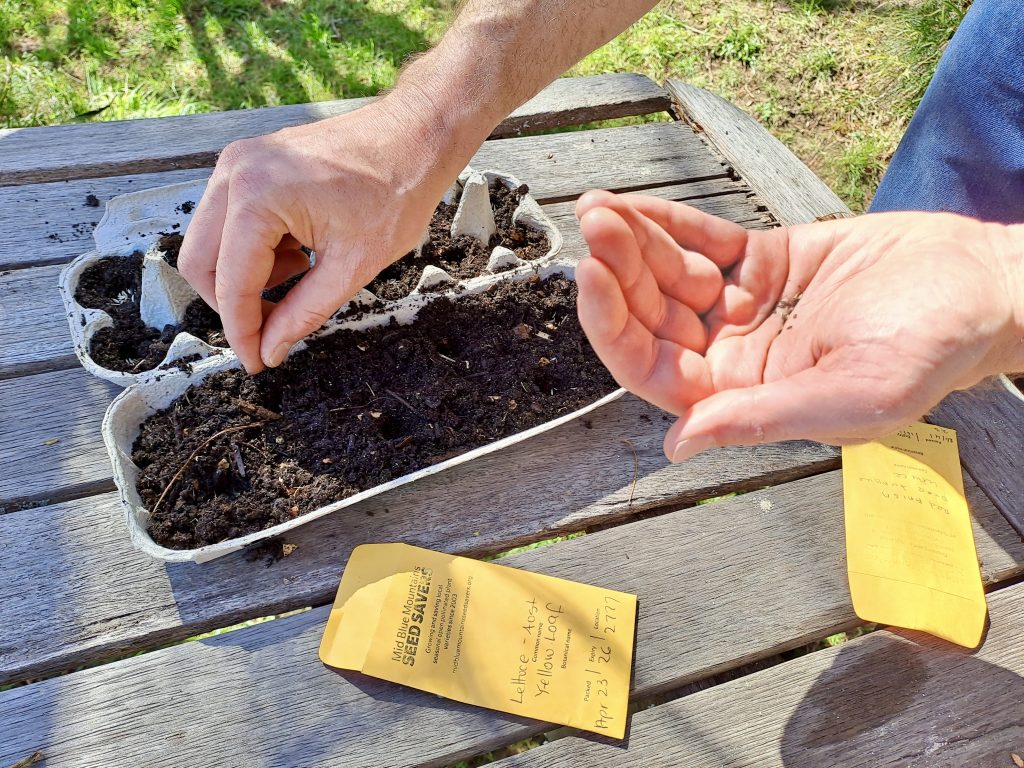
377,1,659,181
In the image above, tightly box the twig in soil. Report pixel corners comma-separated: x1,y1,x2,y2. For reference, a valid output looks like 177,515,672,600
622,439,639,508
152,422,270,515
235,399,282,421
9,752,44,768
385,389,420,415
365,381,377,399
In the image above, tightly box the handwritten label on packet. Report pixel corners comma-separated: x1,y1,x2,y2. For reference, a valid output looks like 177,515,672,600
319,543,637,738
842,422,987,648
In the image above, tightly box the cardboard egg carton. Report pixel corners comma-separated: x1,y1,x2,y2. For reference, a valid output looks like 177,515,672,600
59,169,563,387
102,259,625,562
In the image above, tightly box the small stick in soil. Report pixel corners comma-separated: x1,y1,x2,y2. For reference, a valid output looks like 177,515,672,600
385,389,420,415
622,439,639,508
235,399,282,421
152,422,269,515
9,753,44,768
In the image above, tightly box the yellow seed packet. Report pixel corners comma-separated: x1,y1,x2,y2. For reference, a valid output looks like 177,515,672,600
842,423,987,648
320,543,637,738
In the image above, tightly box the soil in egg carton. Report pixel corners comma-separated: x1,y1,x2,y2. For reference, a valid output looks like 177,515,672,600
132,274,615,550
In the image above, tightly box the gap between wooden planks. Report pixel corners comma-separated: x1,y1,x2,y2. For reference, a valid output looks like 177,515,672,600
0,470,1020,767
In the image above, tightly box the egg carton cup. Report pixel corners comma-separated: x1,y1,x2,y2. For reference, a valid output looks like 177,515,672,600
59,170,562,387
103,259,625,563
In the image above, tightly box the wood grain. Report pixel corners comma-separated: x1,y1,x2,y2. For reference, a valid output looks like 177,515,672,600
2,471,1020,767
929,383,1024,538
666,80,851,225
0,74,671,185
0,394,840,683
0,367,119,508
493,581,1024,768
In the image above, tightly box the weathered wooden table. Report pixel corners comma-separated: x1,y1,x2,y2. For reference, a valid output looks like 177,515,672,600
2,74,1022,767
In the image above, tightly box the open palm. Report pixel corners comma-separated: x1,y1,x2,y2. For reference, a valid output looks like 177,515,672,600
574,191,1018,462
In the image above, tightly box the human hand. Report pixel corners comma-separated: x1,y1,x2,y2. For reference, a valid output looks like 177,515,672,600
177,100,468,373
575,190,1024,462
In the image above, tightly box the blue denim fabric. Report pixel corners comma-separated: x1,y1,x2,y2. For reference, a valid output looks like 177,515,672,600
869,0,1024,223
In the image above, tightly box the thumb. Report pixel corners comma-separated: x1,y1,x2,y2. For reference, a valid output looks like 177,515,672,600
662,364,918,462
259,252,378,368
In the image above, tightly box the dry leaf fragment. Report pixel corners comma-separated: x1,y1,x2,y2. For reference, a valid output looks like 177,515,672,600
41,438,60,446
369,411,383,419
321,457,333,465
9,752,43,768
289,505,300,517
1012,753,1023,768
282,543,299,556
513,323,531,339
536,331,552,341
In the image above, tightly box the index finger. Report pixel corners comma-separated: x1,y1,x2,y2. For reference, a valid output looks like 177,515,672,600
213,189,287,374
177,173,228,310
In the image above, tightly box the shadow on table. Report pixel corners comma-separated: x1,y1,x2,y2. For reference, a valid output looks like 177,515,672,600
780,630,1024,766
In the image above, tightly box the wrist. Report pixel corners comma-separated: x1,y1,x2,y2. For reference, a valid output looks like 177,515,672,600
987,222,1024,374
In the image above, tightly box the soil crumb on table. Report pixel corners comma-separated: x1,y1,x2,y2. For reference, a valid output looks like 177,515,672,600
133,275,615,550
367,183,550,301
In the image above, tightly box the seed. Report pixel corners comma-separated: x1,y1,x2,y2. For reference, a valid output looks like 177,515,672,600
526,274,541,284
508,399,518,411
289,506,300,518
275,436,285,445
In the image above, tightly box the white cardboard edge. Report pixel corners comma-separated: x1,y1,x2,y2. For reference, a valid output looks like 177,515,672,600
104,261,623,563
998,373,1024,404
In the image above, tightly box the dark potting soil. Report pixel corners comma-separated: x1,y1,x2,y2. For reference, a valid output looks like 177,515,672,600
76,250,228,373
133,275,615,550
366,183,550,301
158,232,184,269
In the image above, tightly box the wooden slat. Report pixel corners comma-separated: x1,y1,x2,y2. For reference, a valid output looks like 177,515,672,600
0,119,726,272
2,471,1020,767
0,263,79,377
0,74,670,186
666,80,851,225
0,168,211,271
0,399,839,683
494,581,1024,768
929,382,1024,537
0,367,119,509
0,171,755,382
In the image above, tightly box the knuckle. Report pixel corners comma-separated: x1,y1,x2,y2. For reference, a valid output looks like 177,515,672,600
218,138,255,168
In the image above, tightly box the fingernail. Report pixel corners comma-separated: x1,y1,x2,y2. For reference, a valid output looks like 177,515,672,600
265,342,291,368
670,435,717,464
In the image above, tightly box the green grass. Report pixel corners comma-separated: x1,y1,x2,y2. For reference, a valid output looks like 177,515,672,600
2,0,969,210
